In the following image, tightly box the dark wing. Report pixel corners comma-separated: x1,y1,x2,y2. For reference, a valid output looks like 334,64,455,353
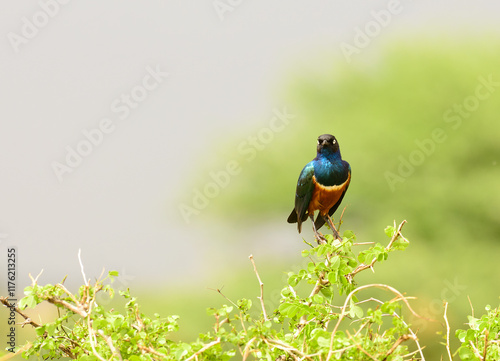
287,162,315,233
314,163,351,230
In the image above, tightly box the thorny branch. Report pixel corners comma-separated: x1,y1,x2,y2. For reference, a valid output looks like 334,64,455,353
444,301,453,361
0,297,41,328
346,220,408,283
249,254,268,321
326,283,427,361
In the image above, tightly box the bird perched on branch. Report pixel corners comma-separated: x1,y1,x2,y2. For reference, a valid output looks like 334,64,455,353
287,134,351,241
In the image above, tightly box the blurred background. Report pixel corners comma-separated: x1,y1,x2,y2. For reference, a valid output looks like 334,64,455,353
1,1,499,359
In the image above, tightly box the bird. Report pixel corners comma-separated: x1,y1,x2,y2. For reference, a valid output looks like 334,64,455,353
287,134,351,242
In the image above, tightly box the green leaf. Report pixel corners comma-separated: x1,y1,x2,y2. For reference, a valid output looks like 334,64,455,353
18,295,37,309
288,274,299,287
206,307,216,316
330,256,341,270
175,343,191,360
327,271,337,285
458,345,474,360
307,262,315,273
313,294,324,304
237,298,252,311
342,230,355,239
349,299,364,318
79,356,99,361
279,303,300,318
320,286,333,299
317,245,327,257
317,336,330,348
385,226,396,237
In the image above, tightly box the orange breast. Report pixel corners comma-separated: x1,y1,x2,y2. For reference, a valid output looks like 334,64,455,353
308,173,350,216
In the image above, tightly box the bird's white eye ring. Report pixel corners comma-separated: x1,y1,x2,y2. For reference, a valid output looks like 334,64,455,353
317,140,321,145
332,139,336,144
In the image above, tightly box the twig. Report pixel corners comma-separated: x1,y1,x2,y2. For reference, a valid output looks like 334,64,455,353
209,287,239,308
483,329,489,361
443,301,453,361
382,334,414,360
28,269,44,285
184,339,221,361
97,330,123,360
249,255,268,321
396,314,425,361
346,330,378,361
138,344,166,358
46,296,88,318
241,336,256,361
346,220,407,283
56,283,81,307
337,206,347,231
327,283,430,361
0,297,41,328
0,343,32,361
468,295,474,318
78,249,89,286
263,338,313,361
469,340,483,360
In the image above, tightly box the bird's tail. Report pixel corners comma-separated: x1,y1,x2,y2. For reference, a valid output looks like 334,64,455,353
288,209,308,233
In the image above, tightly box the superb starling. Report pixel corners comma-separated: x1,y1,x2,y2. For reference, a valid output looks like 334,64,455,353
287,134,351,241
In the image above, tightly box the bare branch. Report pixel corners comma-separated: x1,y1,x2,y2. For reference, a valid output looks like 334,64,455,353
263,338,314,361
0,343,32,361
78,249,89,287
97,329,123,361
346,330,378,361
469,340,483,360
468,295,474,318
184,339,221,361
0,297,41,328
46,296,87,318
443,301,453,361
483,329,489,361
249,255,268,321
138,344,167,358
382,334,414,360
56,283,80,306
327,283,432,361
241,336,256,361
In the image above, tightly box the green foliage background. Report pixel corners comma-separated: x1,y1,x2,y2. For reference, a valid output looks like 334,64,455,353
170,37,500,359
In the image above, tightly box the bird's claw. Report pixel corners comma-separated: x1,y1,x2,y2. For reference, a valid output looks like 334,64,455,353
314,232,327,245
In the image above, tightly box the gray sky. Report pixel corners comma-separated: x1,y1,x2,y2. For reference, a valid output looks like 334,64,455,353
1,1,499,290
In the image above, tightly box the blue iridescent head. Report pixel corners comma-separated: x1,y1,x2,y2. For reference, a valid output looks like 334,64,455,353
316,134,340,156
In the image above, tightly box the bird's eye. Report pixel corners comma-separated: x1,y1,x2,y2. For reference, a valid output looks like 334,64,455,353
332,139,336,144
317,140,321,145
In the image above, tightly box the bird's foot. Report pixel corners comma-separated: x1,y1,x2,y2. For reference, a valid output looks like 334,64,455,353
314,232,327,245
325,215,342,241
331,229,342,241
